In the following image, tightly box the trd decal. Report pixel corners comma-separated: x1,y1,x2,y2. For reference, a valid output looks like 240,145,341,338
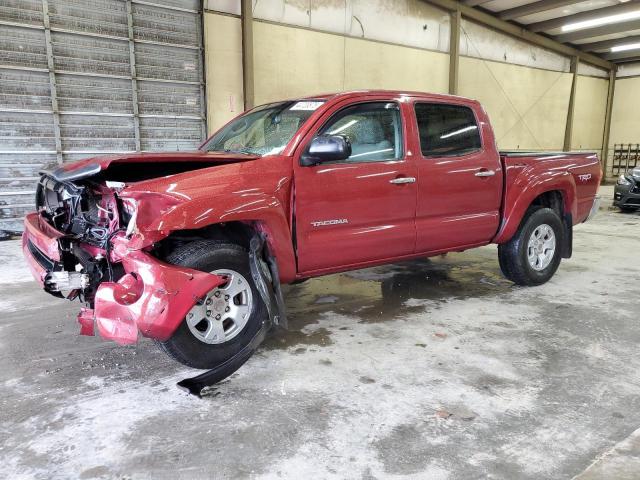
578,174,592,182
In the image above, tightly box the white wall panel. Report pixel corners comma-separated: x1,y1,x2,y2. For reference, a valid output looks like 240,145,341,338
460,20,570,72
617,62,640,78
204,0,241,16
252,0,450,52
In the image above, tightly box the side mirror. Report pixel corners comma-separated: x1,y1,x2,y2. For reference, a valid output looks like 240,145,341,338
300,135,352,166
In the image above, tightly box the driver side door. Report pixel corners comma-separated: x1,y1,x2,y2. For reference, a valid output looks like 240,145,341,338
293,100,417,274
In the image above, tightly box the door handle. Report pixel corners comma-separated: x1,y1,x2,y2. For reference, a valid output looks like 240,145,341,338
475,169,496,177
389,177,416,185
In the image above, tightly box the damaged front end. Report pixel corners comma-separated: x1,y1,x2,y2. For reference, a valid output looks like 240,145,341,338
23,171,225,345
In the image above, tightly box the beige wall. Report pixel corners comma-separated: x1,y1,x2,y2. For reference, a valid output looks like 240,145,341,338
571,75,609,152
251,21,449,106
343,37,449,94
610,76,640,147
459,56,573,151
204,14,611,158
252,22,344,105
204,12,244,134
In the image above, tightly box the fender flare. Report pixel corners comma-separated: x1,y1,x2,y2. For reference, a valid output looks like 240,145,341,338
493,171,577,245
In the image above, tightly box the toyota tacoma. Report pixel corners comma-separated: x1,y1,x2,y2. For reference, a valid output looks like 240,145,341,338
22,90,602,384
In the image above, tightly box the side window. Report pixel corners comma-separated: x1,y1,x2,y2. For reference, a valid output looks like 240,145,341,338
415,103,481,157
318,102,403,163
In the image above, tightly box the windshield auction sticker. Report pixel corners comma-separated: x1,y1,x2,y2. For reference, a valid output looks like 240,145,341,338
290,101,325,111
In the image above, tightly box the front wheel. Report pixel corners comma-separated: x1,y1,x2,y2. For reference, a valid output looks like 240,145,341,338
498,207,563,286
156,240,268,369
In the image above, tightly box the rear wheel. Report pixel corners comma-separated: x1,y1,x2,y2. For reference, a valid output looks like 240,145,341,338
498,207,563,286
157,240,268,369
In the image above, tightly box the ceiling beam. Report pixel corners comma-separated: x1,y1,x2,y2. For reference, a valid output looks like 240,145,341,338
611,55,640,63
463,0,492,6
528,0,640,33
603,49,640,61
580,35,640,52
421,0,614,69
555,18,640,42
499,0,583,22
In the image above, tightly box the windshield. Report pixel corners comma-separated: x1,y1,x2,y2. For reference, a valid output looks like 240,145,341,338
201,100,325,156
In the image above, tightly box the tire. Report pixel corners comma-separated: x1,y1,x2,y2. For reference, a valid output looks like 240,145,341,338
156,240,268,369
619,206,638,213
498,207,564,286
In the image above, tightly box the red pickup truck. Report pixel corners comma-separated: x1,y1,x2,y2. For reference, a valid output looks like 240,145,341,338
23,90,601,383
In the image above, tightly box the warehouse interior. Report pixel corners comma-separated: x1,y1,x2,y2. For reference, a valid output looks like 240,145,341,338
1,0,640,478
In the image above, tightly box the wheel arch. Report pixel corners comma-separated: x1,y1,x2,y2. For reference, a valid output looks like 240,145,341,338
156,218,297,283
494,172,577,245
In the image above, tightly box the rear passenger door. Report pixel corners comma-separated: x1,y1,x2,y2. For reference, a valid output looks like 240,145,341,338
413,102,502,253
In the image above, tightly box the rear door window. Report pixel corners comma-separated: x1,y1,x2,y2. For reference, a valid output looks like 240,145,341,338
414,103,481,157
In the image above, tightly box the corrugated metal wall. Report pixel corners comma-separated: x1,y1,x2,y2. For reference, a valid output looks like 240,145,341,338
0,0,206,231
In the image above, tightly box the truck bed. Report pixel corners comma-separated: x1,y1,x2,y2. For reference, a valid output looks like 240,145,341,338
498,150,602,236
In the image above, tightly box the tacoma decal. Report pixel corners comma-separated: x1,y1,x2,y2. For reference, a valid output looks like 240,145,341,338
311,219,349,227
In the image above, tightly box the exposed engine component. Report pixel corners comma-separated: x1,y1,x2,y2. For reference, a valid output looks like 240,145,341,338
45,271,90,292
36,175,116,248
34,174,121,304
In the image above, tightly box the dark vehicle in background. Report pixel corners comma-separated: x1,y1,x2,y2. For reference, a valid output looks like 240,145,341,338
614,167,640,211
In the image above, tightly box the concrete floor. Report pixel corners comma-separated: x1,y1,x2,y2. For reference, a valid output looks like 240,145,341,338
1,186,639,480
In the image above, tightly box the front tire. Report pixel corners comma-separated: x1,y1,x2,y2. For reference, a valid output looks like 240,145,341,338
157,240,268,369
498,207,563,286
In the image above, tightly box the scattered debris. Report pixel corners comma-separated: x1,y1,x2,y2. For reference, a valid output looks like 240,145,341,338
434,332,448,339
0,230,21,242
314,295,339,304
435,405,477,421
435,409,452,419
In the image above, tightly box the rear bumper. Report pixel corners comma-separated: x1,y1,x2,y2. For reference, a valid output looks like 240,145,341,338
22,212,225,344
613,184,640,209
585,195,601,222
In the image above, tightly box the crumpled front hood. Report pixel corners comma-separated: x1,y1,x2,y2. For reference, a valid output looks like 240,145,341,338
45,151,259,182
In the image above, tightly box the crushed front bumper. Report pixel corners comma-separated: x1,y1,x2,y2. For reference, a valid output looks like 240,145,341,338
22,212,225,345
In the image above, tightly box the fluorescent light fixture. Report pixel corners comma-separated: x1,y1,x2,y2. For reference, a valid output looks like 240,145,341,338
611,42,640,52
440,125,477,139
562,10,640,32
328,119,357,135
350,148,393,158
